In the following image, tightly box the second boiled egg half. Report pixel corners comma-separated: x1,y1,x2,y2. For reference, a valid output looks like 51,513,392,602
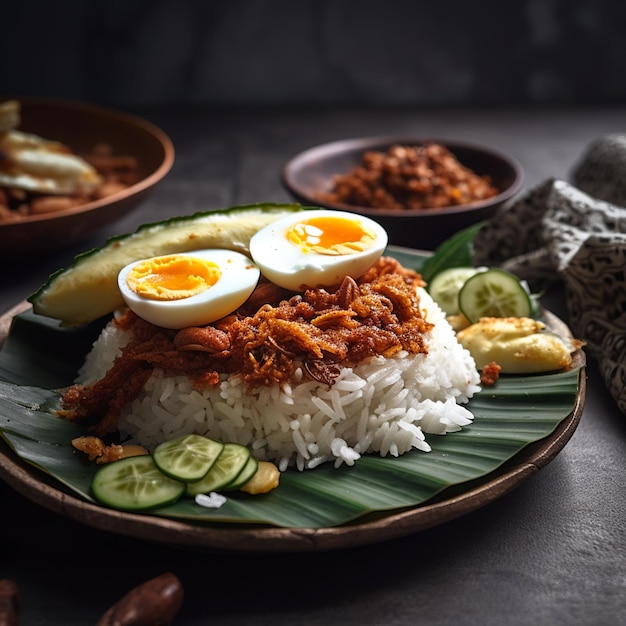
118,249,260,329
249,209,388,291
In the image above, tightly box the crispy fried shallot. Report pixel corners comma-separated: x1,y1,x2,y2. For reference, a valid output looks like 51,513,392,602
61,257,432,436
71,436,148,463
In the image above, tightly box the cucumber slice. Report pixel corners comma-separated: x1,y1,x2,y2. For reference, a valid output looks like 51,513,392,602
91,455,185,511
223,454,259,491
28,203,304,326
185,442,252,496
428,266,483,315
458,268,532,323
153,434,224,483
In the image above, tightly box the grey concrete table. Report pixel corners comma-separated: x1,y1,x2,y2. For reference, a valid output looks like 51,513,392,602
1,106,625,625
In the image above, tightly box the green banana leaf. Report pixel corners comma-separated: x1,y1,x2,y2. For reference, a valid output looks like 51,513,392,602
0,248,584,530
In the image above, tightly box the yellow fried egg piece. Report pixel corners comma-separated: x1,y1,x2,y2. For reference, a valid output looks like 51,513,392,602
249,209,388,291
118,249,260,329
456,316,581,373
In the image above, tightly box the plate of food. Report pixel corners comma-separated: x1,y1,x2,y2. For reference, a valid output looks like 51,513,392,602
0,204,585,552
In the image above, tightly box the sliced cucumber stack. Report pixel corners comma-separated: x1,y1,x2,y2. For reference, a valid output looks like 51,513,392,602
90,434,270,512
186,442,258,496
458,268,532,323
427,265,533,324
428,267,484,315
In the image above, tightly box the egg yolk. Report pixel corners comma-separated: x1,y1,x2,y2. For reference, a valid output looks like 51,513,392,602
286,216,376,255
126,255,221,301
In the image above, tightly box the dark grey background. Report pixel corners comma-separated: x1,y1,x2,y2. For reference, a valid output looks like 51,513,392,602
3,0,626,109
2,4,626,625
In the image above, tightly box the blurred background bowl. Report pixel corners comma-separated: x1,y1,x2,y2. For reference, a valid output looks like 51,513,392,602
0,98,174,256
282,136,523,250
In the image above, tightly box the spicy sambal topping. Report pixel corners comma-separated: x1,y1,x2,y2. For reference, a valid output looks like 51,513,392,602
318,143,499,211
60,257,433,435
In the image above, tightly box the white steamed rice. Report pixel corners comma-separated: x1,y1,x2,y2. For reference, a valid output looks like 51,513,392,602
76,288,481,470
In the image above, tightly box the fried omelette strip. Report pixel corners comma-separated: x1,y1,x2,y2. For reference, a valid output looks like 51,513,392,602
0,99,102,196
0,129,102,195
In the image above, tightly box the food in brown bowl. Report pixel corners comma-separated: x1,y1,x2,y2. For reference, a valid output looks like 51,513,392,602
0,98,174,256
282,136,523,249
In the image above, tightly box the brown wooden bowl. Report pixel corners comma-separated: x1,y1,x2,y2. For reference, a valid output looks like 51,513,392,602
0,98,174,256
282,136,523,249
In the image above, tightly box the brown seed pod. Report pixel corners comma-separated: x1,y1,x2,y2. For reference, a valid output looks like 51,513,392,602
97,572,184,626
0,579,20,626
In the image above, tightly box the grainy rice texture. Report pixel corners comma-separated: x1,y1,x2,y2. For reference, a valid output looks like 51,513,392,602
77,289,481,470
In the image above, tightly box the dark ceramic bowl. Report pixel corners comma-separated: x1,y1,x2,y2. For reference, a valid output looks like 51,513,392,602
0,98,174,256
282,136,523,249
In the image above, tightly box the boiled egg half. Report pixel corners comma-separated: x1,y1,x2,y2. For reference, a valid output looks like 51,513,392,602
249,209,388,291
117,249,260,329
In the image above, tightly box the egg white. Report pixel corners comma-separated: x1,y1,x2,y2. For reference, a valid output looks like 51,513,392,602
117,249,260,329
248,209,388,291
